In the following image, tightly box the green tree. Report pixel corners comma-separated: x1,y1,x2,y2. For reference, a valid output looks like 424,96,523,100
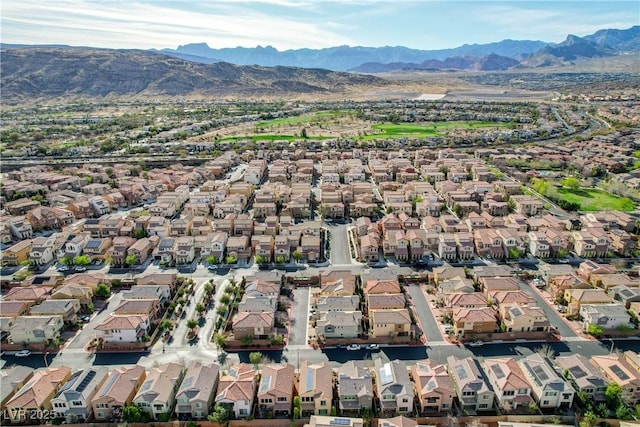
208,404,230,425
579,410,597,427
292,250,303,262
561,176,581,189
132,228,148,239
214,332,227,349
73,255,91,266
225,255,237,264
122,405,146,423
204,283,215,296
275,255,286,264
249,351,263,367
587,324,604,337
206,255,218,265
125,254,139,266
615,403,632,420
606,382,622,406
220,294,231,305
95,283,111,299
186,319,198,333
508,247,522,259
254,254,266,264
158,319,173,333
195,303,206,317
293,407,300,419
216,305,228,317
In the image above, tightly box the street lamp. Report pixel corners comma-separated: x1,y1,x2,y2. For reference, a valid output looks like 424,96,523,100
44,351,50,368
609,338,615,354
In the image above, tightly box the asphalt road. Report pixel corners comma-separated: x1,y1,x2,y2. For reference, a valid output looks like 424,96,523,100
405,284,445,343
327,223,353,265
289,287,310,346
515,279,578,338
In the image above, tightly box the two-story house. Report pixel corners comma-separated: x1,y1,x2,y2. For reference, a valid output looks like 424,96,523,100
133,363,184,420
411,360,454,414
518,354,574,409
215,364,257,419
51,368,108,423
556,354,608,403
5,367,72,423
483,358,533,411
447,356,495,412
336,361,373,415
298,361,334,417
375,359,414,416
257,363,295,418
175,361,219,420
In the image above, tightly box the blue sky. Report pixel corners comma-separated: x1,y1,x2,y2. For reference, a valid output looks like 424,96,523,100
1,1,638,50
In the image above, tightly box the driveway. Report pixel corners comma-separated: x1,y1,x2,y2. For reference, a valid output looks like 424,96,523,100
517,281,577,338
328,223,352,265
288,287,310,346
405,284,446,343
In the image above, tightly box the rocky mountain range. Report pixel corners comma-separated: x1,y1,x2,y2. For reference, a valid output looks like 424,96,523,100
0,48,387,104
160,25,639,73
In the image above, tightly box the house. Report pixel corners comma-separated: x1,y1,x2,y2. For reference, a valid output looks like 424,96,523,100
336,361,374,414
317,295,360,313
483,358,533,411
94,315,150,343
374,359,414,415
9,315,64,345
447,355,495,412
0,301,33,332
2,240,32,266
121,285,171,306
370,309,412,339
51,368,109,423
114,298,160,320
52,284,94,307
304,415,363,427
0,365,33,410
298,361,334,416
316,311,363,339
364,279,402,295
438,277,475,295
215,364,257,419
499,304,551,333
244,280,281,297
30,299,81,325
518,354,574,409
446,293,487,310
608,285,640,308
226,235,251,262
127,237,157,265
410,360,454,414
238,295,277,313
580,303,633,331
556,354,608,403
366,293,406,311
488,290,536,307
110,236,137,266
133,363,184,420
320,270,356,296
257,363,295,417
136,272,177,289
232,311,274,340
591,354,640,404
4,285,51,303
91,365,146,421
175,361,219,420
564,289,613,315
28,236,56,266
377,416,418,427
453,307,497,338
5,367,72,423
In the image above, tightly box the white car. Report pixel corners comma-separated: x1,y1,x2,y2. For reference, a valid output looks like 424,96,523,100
365,344,380,351
467,340,484,347
346,344,361,351
15,349,31,357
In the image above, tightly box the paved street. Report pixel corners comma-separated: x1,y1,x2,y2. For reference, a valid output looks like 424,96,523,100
288,287,310,346
405,284,445,343
327,223,353,265
515,279,578,338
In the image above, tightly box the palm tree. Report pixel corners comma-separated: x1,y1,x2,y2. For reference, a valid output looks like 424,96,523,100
195,303,206,317
186,319,198,333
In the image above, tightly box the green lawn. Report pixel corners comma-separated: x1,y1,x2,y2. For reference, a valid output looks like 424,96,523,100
556,188,635,211
256,110,351,127
220,134,330,142
361,121,511,141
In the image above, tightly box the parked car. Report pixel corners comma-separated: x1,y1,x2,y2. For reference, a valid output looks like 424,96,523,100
80,315,91,322
57,265,70,272
15,349,31,357
467,340,484,347
346,344,361,351
558,258,570,264
365,344,380,351
74,266,87,272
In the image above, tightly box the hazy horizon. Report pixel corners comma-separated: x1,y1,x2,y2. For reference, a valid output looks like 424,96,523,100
1,1,638,52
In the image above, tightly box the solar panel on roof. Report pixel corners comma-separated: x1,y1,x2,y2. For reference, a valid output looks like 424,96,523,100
510,307,523,317
99,373,119,397
139,379,153,393
610,365,630,381
330,418,351,425
531,365,549,382
380,363,394,386
76,370,96,393
181,376,194,389
259,375,272,393
568,366,587,379
491,364,506,379
454,364,468,381
306,368,314,392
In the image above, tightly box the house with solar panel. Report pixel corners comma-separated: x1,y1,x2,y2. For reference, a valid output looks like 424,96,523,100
304,415,364,427
91,365,146,421
556,354,608,403
482,358,533,411
447,355,495,413
174,361,219,420
215,363,257,419
4,367,72,423
518,354,574,409
133,363,184,420
257,363,295,418
336,361,374,414
298,361,334,416
591,354,640,404
374,358,414,416
51,368,108,423
410,360,454,414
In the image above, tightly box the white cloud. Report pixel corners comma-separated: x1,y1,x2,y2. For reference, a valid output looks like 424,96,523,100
0,0,354,49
